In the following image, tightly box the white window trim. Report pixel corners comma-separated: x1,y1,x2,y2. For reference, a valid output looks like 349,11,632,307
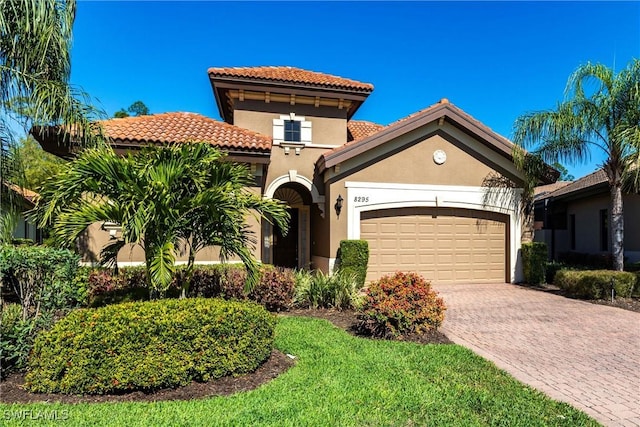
273,113,312,146
344,181,523,283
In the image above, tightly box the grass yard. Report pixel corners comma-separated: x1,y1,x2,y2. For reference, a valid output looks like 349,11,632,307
0,316,598,426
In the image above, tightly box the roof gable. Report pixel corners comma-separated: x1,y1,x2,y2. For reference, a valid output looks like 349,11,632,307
319,99,517,173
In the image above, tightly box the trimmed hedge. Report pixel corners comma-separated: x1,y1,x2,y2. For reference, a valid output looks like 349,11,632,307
25,298,276,395
521,242,547,285
337,240,369,287
554,269,636,299
357,272,446,338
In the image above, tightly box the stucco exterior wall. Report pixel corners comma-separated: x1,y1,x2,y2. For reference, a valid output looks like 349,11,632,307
233,101,347,147
80,186,264,266
555,192,640,261
326,129,516,256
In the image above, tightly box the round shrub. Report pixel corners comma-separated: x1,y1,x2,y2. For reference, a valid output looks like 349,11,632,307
25,298,276,395
357,272,446,338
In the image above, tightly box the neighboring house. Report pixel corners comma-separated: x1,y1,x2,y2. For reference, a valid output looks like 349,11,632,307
34,66,549,284
4,185,42,243
534,169,640,263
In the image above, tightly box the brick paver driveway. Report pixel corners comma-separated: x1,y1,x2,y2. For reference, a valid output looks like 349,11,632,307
434,283,640,427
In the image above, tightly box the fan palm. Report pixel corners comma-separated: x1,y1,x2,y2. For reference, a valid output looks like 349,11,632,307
1,0,102,241
513,59,640,270
33,142,290,296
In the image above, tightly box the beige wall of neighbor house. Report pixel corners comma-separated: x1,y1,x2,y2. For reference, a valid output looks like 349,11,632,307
558,193,640,261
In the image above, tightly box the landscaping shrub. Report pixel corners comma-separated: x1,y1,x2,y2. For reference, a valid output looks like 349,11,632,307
87,268,151,307
521,242,547,285
625,261,640,272
0,245,82,318
545,261,567,285
294,269,361,310
88,264,294,312
0,304,53,378
337,240,369,287
249,266,295,312
356,272,446,338
558,251,614,269
554,269,636,299
25,298,276,394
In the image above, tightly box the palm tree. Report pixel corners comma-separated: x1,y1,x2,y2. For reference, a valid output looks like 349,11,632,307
513,59,640,271
33,142,290,297
1,0,102,240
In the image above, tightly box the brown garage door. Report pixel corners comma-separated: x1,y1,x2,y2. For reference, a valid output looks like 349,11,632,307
361,207,508,284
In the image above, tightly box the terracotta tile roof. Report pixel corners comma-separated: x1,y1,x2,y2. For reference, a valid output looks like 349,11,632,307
347,120,385,142
99,112,272,153
544,169,608,199
6,184,39,204
208,66,374,92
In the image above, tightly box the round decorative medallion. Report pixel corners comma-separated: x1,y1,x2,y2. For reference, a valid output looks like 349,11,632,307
433,149,447,165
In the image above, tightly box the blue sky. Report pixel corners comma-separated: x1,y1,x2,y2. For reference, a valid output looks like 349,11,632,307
69,1,639,179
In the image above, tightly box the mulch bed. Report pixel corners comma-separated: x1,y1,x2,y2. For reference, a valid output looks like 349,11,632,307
515,283,640,313
285,308,453,345
0,350,295,404
0,308,451,404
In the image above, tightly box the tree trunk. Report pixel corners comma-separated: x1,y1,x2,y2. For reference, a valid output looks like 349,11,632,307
610,184,624,271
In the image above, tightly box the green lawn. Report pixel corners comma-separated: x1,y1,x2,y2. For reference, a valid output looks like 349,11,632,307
0,316,598,426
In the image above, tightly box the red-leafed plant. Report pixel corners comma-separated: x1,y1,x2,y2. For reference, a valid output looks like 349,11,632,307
357,272,446,338
250,266,296,312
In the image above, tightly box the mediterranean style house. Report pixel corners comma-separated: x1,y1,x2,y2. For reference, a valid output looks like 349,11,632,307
534,169,640,264
35,66,546,284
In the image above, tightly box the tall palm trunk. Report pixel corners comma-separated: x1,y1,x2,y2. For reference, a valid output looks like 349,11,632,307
610,184,624,271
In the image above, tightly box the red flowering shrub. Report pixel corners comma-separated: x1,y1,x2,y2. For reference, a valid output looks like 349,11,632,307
356,272,446,338
249,266,295,312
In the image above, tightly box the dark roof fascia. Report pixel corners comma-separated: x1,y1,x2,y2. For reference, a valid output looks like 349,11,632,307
208,75,373,96
209,77,371,122
318,103,557,184
542,182,610,204
319,104,509,172
109,140,272,157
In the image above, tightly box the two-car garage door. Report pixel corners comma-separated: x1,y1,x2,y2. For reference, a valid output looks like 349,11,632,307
361,207,508,284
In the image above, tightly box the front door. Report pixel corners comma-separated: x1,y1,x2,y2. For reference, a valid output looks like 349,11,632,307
273,208,299,268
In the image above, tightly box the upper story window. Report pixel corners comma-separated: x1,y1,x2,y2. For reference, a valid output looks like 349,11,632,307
284,120,301,142
273,113,312,147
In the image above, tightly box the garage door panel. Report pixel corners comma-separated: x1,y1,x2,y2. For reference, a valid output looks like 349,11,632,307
362,207,507,284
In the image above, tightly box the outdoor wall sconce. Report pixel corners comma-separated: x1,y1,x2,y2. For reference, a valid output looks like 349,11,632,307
101,221,122,240
334,194,343,217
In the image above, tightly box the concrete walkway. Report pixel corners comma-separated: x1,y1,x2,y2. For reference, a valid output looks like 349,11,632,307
434,283,640,427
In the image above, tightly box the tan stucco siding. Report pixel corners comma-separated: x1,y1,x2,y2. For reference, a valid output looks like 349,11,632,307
233,101,348,147
340,133,497,187
325,130,516,256
264,146,329,194
79,188,264,266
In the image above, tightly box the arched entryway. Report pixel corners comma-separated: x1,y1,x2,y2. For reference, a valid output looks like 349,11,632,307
264,183,312,269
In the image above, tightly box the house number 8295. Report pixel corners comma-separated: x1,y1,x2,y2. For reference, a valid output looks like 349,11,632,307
354,196,369,203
